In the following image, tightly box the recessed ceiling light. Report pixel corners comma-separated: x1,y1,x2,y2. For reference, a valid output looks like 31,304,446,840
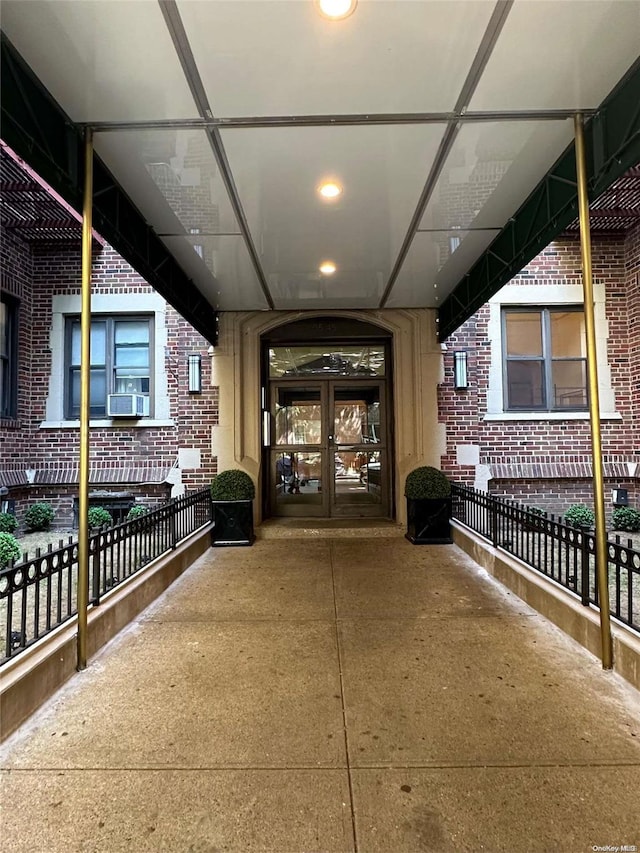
319,261,337,275
316,0,357,20
318,181,342,200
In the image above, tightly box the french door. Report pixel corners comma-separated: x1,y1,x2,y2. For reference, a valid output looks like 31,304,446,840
267,379,390,518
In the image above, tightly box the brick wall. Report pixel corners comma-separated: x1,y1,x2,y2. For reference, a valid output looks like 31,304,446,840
5,223,638,528
1,229,33,454
626,223,640,431
166,306,218,491
440,234,640,516
1,237,218,528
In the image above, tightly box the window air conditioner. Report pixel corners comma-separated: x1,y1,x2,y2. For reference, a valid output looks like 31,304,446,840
107,393,146,418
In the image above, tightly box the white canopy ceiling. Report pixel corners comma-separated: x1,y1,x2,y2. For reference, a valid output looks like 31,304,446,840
1,0,639,316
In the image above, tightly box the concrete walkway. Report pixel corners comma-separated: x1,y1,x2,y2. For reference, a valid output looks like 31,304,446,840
1,535,639,852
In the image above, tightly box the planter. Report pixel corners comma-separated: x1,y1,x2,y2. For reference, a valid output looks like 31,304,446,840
211,500,255,546
405,497,452,544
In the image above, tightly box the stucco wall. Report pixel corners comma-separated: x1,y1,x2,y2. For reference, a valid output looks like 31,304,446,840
211,308,444,526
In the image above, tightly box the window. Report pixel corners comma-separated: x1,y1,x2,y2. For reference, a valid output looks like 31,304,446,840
268,345,386,377
65,316,152,418
502,308,587,411
0,294,18,419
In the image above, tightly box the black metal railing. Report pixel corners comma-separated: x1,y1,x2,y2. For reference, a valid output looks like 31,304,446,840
452,484,640,633
0,488,212,664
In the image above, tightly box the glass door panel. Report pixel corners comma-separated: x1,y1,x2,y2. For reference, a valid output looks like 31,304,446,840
268,380,389,518
272,450,324,514
330,384,387,516
275,386,322,445
270,383,328,516
333,450,383,510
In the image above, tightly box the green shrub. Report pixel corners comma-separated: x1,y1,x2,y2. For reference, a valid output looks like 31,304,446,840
210,469,255,501
24,501,54,531
0,532,21,568
126,504,148,521
523,506,547,530
528,506,546,516
611,506,640,532
564,503,594,528
404,466,451,500
88,506,113,528
0,512,18,534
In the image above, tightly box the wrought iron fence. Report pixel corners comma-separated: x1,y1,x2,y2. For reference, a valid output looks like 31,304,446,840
0,488,212,664
451,484,640,633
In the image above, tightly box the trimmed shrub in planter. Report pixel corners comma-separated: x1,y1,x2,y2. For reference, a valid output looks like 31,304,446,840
24,501,54,531
0,532,21,568
404,466,452,545
0,512,18,534
611,506,640,532
210,469,256,546
564,504,594,529
88,506,113,529
126,504,148,521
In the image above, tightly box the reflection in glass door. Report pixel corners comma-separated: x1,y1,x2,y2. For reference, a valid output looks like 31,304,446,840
271,384,327,516
268,380,389,518
331,384,385,516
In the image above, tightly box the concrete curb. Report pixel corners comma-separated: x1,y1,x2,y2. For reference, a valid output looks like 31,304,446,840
452,520,640,692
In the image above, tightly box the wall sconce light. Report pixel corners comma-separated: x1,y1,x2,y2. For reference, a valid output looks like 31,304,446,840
188,354,202,393
25,467,36,485
454,351,468,390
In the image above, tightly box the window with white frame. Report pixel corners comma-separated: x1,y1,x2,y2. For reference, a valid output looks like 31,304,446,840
65,316,152,418
502,307,587,411
1,293,18,419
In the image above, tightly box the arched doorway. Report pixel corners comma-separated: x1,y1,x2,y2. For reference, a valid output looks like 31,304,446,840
262,317,393,519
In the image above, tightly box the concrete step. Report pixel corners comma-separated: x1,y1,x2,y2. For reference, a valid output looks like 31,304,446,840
257,518,404,539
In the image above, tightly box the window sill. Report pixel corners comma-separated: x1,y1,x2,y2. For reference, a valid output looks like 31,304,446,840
483,411,622,422
39,419,175,429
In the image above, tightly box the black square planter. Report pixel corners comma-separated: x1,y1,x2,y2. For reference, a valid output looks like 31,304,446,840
211,500,255,546
405,497,453,544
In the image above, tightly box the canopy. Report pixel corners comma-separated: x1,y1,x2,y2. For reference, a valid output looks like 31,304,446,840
1,0,639,343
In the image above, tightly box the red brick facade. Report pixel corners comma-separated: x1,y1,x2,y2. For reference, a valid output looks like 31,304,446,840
1,232,218,528
439,227,640,517
3,217,639,528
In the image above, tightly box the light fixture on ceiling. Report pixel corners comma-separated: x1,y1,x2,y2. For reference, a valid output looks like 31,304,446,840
319,261,337,275
316,0,357,20
318,181,342,200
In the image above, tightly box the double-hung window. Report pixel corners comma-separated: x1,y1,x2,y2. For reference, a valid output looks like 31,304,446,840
502,308,587,411
1,294,18,420
65,316,152,418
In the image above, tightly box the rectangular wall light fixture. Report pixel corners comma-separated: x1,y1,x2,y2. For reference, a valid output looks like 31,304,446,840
188,354,202,393
454,351,468,389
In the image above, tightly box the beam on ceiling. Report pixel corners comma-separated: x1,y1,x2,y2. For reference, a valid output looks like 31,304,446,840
159,0,275,311
86,109,592,133
438,58,640,342
0,33,220,346
379,0,514,309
